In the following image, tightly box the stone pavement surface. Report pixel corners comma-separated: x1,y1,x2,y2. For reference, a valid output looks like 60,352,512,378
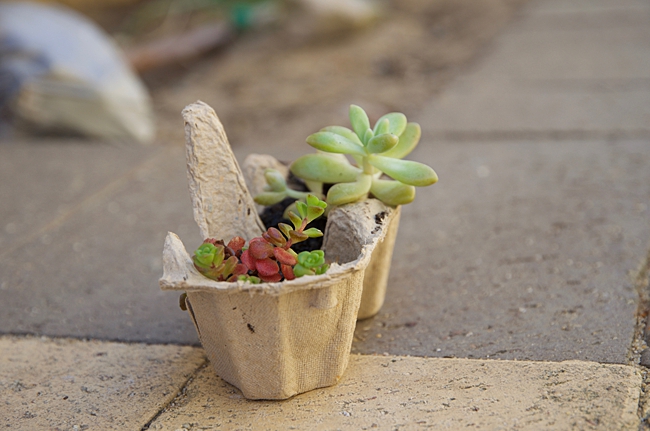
2,336,642,430
1,0,650,429
1,336,205,430
421,0,650,139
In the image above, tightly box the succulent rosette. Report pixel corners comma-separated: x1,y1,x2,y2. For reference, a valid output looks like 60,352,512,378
289,105,438,206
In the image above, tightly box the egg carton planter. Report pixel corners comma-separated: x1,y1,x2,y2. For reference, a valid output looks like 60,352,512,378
160,102,399,400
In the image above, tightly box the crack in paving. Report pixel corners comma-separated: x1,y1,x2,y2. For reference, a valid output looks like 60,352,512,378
141,360,210,431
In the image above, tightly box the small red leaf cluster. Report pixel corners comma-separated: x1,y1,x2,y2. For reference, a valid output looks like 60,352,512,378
197,231,299,283
193,194,327,283
241,235,297,283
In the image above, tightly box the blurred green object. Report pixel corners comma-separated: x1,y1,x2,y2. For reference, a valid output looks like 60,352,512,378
0,1,155,143
118,0,278,38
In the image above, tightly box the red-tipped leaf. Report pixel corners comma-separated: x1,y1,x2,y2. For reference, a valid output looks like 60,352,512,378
240,249,255,270
232,263,248,277
273,247,297,266
259,273,283,283
282,264,295,280
256,258,279,277
249,238,274,259
227,236,246,253
262,227,286,247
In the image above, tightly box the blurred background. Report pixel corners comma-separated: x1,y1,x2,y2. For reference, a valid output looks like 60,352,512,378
0,0,526,148
0,0,531,346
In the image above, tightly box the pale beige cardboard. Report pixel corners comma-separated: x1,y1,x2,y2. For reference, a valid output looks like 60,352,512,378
160,101,397,399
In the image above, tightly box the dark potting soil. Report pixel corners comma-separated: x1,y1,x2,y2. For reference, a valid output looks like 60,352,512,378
259,197,326,254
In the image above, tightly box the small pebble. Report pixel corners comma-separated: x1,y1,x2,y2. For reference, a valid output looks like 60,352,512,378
639,349,650,367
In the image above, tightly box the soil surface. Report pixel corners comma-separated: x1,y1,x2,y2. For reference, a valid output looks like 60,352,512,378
146,0,527,148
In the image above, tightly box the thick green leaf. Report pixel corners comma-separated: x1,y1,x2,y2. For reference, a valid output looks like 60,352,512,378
306,131,366,156
293,264,314,278
254,191,287,206
362,128,374,145
303,227,324,238
368,155,438,187
374,118,390,136
374,112,407,136
370,178,416,206
288,211,302,230
264,169,286,192
349,105,370,141
295,201,308,219
315,264,329,275
278,223,293,239
382,122,421,159
285,188,311,200
315,151,349,162
306,194,322,207
290,154,360,183
326,174,372,206
289,230,309,243
321,126,363,146
303,180,322,194
367,133,399,154
306,205,324,222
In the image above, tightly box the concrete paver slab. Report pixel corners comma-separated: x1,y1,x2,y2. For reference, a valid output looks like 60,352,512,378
420,0,650,137
0,335,205,430
0,145,201,344
0,139,154,252
2,137,648,363
148,354,642,430
529,0,650,15
353,138,650,363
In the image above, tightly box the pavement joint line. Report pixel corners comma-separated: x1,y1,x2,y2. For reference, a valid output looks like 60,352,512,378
0,145,169,261
141,360,210,431
633,248,650,426
425,129,650,142
629,247,650,365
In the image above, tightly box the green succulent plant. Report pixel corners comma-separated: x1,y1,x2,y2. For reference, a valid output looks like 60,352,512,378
192,239,248,282
293,250,329,277
254,169,322,206
289,104,438,206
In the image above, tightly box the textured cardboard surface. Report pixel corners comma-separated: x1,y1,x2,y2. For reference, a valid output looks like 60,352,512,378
182,101,265,241
162,102,400,398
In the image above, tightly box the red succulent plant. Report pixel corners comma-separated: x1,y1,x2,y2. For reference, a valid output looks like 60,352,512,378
192,194,328,283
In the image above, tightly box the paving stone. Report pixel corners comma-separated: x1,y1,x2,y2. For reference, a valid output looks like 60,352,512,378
353,138,650,363
1,1,648,363
419,0,650,136
528,0,650,15
2,137,648,363
490,27,650,83
0,135,311,345
148,354,642,430
0,335,205,430
0,139,154,251
0,145,202,344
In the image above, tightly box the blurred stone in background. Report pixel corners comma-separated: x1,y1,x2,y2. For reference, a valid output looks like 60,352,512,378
0,1,155,143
